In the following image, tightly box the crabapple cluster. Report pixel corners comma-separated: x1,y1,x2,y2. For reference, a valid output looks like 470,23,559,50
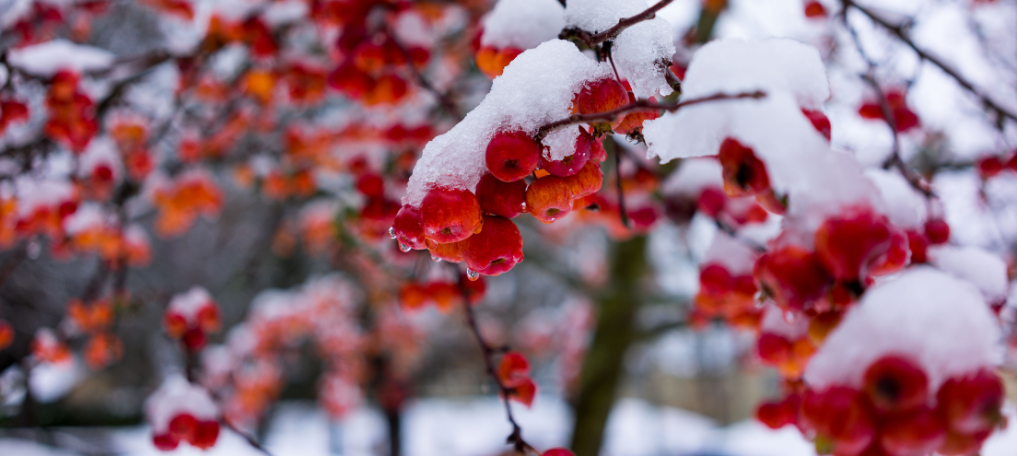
145,376,221,451
498,351,537,407
164,287,221,352
399,275,485,312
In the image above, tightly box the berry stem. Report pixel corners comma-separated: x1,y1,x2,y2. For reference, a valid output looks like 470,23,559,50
455,266,538,455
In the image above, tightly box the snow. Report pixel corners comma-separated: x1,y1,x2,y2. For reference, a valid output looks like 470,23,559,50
661,157,723,197
864,168,927,230
7,40,116,77
144,375,219,434
28,358,83,403
393,10,437,49
78,137,123,181
804,267,1001,393
565,0,676,99
261,0,307,27
480,0,565,50
62,203,107,235
928,245,1010,305
702,232,758,276
404,40,612,207
760,303,809,340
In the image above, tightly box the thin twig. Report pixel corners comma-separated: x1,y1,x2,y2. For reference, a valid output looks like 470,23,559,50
561,0,676,46
843,0,1017,125
454,267,538,455
535,91,765,141
222,418,276,456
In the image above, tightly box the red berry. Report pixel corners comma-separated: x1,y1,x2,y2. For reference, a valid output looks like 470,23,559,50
498,351,530,383
542,449,576,456
475,173,527,218
869,229,910,276
392,205,427,250
152,433,180,451
977,156,1004,179
804,1,827,19
814,207,895,282
420,187,483,244
801,108,831,140
924,219,950,245
182,327,207,351
356,173,385,197
905,230,928,264
191,420,220,449
564,161,604,199
754,246,832,312
169,413,198,441
699,263,733,295
800,387,876,456
526,176,574,224
757,333,793,365
461,215,524,276
938,429,992,456
573,78,629,115
485,130,541,182
718,137,771,197
756,394,800,429
541,128,592,177
863,355,929,413
879,407,948,456
937,370,1005,434
425,238,465,263
697,187,726,217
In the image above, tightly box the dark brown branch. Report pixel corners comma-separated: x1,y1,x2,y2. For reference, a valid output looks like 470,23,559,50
455,268,538,455
561,0,676,46
535,91,766,141
844,0,1017,125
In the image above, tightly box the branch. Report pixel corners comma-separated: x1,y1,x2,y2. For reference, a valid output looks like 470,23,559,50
844,0,1017,125
455,268,538,455
535,91,766,141
222,418,276,456
561,0,676,46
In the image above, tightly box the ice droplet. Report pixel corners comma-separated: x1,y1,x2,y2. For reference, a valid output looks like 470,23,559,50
520,202,527,212
399,242,411,253
388,227,397,240
466,269,480,281
431,255,442,263
783,310,796,324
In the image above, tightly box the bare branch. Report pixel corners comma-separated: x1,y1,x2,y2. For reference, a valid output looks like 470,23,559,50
561,0,676,47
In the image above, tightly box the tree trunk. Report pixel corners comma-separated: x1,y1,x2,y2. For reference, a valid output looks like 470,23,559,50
569,235,647,456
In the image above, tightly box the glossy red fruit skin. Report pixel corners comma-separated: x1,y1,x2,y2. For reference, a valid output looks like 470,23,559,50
977,156,1004,179
718,137,771,197
800,387,876,456
485,130,541,182
814,208,894,282
756,393,800,429
757,333,792,365
938,429,992,456
564,161,603,199
420,187,483,244
152,433,180,451
475,173,527,218
697,187,726,217
392,205,427,250
879,406,948,456
863,355,929,413
542,128,592,177
869,229,910,277
526,176,574,224
754,246,832,312
191,420,220,449
699,263,733,295
542,448,576,456
356,173,384,197
461,215,523,276
802,108,832,140
937,370,1005,434
574,78,629,115
425,238,465,263
804,1,827,19
924,219,950,245
905,230,928,264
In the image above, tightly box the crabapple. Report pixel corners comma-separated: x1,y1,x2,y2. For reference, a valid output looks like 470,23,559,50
425,238,465,263
879,406,947,456
936,370,1004,434
564,161,604,199
486,130,541,182
541,128,592,177
756,393,800,429
800,387,876,456
573,78,629,115
753,246,832,312
461,215,523,276
804,1,827,19
526,176,575,224
392,205,427,250
923,219,950,245
718,137,771,197
905,230,928,264
814,208,896,282
802,108,831,140
863,355,929,413
420,187,483,244
475,173,527,218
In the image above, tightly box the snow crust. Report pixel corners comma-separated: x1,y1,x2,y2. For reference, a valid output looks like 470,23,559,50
805,267,1000,392
702,232,757,277
145,375,219,434
865,168,927,230
404,40,611,207
929,245,1009,304
480,0,565,50
565,0,676,99
7,40,115,76
760,304,809,340
661,158,722,197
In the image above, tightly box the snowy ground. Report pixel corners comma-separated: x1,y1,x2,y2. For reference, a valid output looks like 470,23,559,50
1,396,1015,456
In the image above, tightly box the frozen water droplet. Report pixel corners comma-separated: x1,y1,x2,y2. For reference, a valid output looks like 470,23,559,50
783,311,796,324
520,202,527,212
27,241,40,259
466,269,480,281
399,242,411,253
388,227,397,240
431,255,442,263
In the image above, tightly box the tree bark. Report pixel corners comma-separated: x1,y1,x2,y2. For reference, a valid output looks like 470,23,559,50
568,235,647,456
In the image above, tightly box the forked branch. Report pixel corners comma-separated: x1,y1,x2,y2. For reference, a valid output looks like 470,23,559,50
561,0,676,47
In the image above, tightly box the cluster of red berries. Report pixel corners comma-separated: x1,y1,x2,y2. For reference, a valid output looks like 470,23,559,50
858,89,921,133
0,99,29,135
164,288,221,351
327,2,430,106
498,351,537,407
758,356,1005,456
45,71,98,153
400,276,486,311
153,413,220,451
976,150,1017,180
694,263,760,328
